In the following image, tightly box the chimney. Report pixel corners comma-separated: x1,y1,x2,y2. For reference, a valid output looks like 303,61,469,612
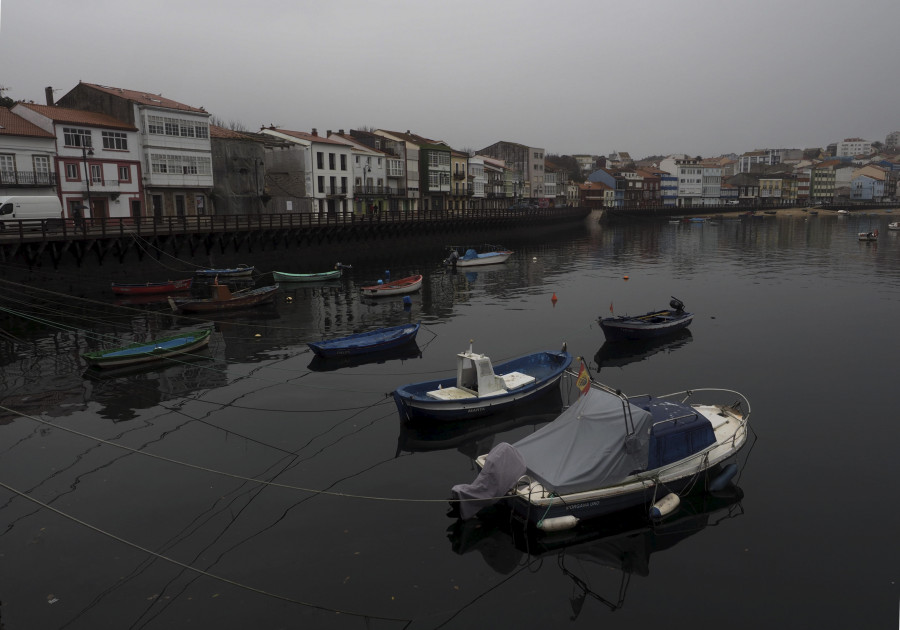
339,129,344,135
326,129,332,136
311,128,318,136
45,87,54,106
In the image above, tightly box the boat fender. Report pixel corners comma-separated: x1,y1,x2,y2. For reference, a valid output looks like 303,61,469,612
537,515,579,532
709,463,738,491
403,295,412,305
649,492,681,519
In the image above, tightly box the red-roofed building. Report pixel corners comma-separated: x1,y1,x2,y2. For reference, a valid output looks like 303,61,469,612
13,102,142,221
56,82,213,220
0,107,57,199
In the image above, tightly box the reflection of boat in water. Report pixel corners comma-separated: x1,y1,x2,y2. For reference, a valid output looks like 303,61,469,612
448,485,745,615
307,342,423,372
396,388,564,458
593,329,693,371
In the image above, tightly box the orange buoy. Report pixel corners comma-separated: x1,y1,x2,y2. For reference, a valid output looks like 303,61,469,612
551,293,558,303
623,275,629,281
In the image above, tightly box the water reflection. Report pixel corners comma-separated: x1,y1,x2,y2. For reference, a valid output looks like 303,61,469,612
307,342,423,372
593,329,693,372
448,486,745,616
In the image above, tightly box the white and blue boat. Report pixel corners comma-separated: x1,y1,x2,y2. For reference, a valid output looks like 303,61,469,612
445,246,513,267
451,372,750,530
308,322,420,358
393,342,572,421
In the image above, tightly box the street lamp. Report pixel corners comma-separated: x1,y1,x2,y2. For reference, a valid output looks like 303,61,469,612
362,164,371,213
81,145,94,219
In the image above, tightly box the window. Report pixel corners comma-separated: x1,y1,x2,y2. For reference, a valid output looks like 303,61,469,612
0,154,15,183
317,152,324,169
65,163,80,180
118,165,131,182
317,175,324,193
90,164,102,184
33,156,50,176
102,131,128,150
63,128,92,147
328,153,335,170
340,154,347,170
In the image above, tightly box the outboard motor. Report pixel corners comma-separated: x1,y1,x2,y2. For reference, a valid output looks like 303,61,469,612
670,297,685,312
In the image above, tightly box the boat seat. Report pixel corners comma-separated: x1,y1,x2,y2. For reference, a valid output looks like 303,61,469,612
425,385,509,400
500,371,535,390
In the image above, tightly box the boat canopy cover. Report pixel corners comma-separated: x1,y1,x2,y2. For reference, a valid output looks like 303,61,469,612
451,442,526,520
463,249,479,260
512,387,654,495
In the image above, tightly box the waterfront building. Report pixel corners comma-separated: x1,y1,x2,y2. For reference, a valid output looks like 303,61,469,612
450,150,469,210
672,157,703,206
14,101,142,221
374,130,440,212
209,125,269,215
578,180,613,209
886,131,900,150
479,156,507,209
725,172,761,203
260,127,353,217
635,168,663,206
851,165,886,201
572,154,596,174
701,164,722,206
346,129,410,213
0,107,57,200
55,82,212,220
467,155,486,208
477,141,543,201
809,160,838,203
328,131,391,215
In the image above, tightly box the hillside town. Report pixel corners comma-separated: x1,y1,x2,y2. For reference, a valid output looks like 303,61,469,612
2,81,899,223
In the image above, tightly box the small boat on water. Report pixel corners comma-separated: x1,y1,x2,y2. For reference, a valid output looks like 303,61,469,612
888,222,900,231
82,329,211,369
599,297,693,342
272,263,349,283
193,264,254,278
837,209,850,215
858,230,879,241
445,246,513,268
111,278,192,296
168,283,278,313
392,341,572,421
360,274,423,297
450,368,751,529
308,322,420,358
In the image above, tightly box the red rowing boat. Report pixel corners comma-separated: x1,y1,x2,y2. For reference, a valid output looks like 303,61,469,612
359,274,423,297
111,279,193,296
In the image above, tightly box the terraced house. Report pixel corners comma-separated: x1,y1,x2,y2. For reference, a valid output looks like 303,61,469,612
56,82,213,220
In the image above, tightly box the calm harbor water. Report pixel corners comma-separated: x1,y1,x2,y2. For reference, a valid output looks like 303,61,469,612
1,210,898,629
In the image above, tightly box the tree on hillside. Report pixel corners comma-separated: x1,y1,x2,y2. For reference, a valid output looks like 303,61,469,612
546,154,585,183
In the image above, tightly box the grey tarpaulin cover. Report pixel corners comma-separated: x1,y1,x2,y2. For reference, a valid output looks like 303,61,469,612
512,387,654,495
451,442,526,519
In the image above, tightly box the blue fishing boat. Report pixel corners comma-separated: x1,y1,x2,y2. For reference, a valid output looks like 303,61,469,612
445,246,513,267
82,329,212,369
599,297,693,341
393,342,572,421
194,264,254,278
308,322,421,358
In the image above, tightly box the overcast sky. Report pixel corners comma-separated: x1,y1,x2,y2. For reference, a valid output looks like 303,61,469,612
2,0,897,159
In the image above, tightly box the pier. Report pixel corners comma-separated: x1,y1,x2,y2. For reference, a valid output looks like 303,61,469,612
0,206,591,272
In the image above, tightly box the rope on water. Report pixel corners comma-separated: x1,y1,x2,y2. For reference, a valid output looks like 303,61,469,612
0,479,412,626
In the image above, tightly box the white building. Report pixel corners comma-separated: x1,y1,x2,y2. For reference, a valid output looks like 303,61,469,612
14,102,142,220
56,82,213,220
468,155,486,204
836,138,873,157
0,107,57,200
327,130,388,214
261,127,353,216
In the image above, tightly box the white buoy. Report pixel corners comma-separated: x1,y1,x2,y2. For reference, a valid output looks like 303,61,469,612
649,492,681,519
537,515,579,532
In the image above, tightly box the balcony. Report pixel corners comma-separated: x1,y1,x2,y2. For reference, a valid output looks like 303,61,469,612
0,171,58,187
321,185,348,197
452,172,466,180
83,179,121,192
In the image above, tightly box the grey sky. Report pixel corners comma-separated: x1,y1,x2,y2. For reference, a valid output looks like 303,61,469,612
2,0,897,159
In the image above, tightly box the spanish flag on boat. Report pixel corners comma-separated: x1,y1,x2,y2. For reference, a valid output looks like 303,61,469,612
576,360,590,396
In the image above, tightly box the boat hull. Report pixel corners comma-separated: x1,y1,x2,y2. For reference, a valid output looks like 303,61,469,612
453,251,512,267
172,285,278,313
82,329,211,368
273,269,342,282
111,278,192,295
599,311,693,341
501,399,749,526
308,323,420,358
360,275,422,297
194,266,254,278
393,350,572,421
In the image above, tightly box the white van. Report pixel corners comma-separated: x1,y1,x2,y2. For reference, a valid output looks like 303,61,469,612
0,196,64,231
